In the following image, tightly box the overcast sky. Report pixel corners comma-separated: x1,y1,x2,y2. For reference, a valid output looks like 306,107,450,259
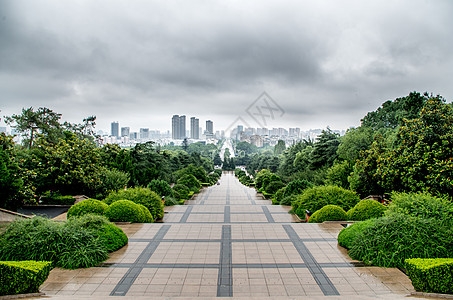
1,0,452,134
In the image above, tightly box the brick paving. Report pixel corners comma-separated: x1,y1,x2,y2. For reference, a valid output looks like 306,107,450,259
37,172,419,299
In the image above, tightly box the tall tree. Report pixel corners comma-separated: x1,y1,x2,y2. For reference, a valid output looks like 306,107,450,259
310,128,340,169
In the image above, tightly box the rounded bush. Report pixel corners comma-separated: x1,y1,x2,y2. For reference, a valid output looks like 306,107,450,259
173,184,190,200
292,185,360,219
67,199,108,218
337,219,375,249
137,204,154,223
105,200,145,223
177,174,201,192
104,187,164,220
148,179,173,197
272,187,286,204
280,195,298,206
308,205,347,223
347,199,387,221
283,179,313,197
264,181,285,195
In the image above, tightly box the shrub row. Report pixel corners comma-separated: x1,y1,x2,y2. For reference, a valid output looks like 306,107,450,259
405,258,453,294
0,261,52,296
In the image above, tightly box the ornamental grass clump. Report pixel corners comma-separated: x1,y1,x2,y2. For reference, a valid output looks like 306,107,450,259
0,216,128,269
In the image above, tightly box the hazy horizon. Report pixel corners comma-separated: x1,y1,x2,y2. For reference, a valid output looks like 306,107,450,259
1,0,453,133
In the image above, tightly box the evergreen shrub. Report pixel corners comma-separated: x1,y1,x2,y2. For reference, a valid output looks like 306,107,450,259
0,261,52,296
347,199,386,221
405,258,453,294
308,205,347,223
67,199,108,218
105,200,150,223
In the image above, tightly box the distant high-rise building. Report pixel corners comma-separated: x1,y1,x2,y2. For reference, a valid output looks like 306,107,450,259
121,127,130,137
130,132,138,140
206,120,213,134
172,115,186,139
111,122,119,138
190,117,199,139
140,128,149,139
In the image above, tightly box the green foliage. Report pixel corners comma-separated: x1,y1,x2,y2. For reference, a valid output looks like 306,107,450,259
308,205,347,223
148,179,173,197
39,192,75,205
177,174,201,193
137,204,154,223
172,184,190,200
386,192,453,221
65,214,128,252
174,164,208,184
325,160,352,189
376,96,453,197
280,195,298,206
310,128,340,169
0,261,52,296
67,199,108,218
105,200,153,223
255,169,281,191
347,199,386,221
264,180,285,195
283,179,312,197
337,219,375,249
405,258,453,294
292,185,360,219
104,187,164,220
348,215,453,269
0,134,23,211
337,127,374,163
272,187,286,204
274,140,286,156
0,216,123,269
99,168,130,196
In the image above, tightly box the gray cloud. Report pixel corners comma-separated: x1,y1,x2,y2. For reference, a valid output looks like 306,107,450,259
1,0,453,132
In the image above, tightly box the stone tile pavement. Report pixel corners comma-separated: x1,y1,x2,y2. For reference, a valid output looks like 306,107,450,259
36,172,426,299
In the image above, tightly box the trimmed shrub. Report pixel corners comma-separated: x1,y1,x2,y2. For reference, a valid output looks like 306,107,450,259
264,180,285,195
173,184,190,200
308,205,347,223
348,215,453,269
137,204,154,223
337,219,375,249
347,199,386,221
66,214,128,252
386,192,453,222
148,179,173,197
163,196,179,206
405,258,453,294
272,187,286,204
0,261,52,296
105,200,145,223
283,179,313,197
280,195,298,206
177,174,201,192
292,185,360,219
67,199,108,218
104,187,164,220
0,217,109,269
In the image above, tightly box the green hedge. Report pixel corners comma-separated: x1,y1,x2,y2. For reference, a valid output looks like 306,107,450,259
0,261,52,296
280,195,298,206
405,258,453,294
104,187,164,220
309,205,347,223
347,199,386,221
67,199,108,218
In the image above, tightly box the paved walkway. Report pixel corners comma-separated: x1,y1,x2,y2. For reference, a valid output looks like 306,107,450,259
38,172,419,299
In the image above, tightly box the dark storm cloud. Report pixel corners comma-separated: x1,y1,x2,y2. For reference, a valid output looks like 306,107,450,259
1,0,453,131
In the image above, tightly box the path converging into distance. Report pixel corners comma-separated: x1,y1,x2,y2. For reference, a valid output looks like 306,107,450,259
41,172,414,298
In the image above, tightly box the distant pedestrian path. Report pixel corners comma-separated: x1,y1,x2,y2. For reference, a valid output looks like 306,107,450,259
40,172,415,299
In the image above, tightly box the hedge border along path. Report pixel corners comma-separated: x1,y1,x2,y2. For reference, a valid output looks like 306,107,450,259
0,261,52,296
405,258,453,295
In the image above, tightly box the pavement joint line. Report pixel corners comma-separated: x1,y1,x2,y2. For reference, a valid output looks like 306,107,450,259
168,211,290,215
261,205,275,223
217,225,232,297
128,238,337,243
224,206,231,223
98,262,360,269
247,193,256,205
109,225,170,297
283,225,340,296
179,205,193,223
